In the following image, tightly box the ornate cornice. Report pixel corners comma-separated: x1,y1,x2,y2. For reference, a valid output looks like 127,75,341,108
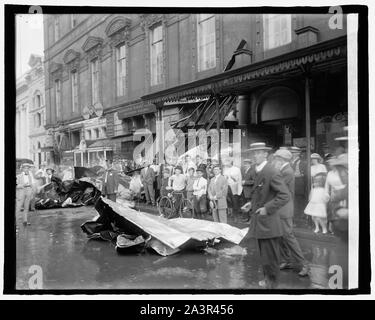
140,14,166,32
105,16,132,37
82,36,103,53
63,49,81,64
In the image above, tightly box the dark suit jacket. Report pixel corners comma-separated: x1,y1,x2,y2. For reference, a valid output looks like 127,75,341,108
141,166,155,185
208,175,228,209
248,162,290,239
102,169,119,195
277,163,295,219
242,165,256,199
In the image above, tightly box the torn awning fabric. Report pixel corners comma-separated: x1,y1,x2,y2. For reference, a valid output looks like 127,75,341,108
81,197,249,256
34,177,101,210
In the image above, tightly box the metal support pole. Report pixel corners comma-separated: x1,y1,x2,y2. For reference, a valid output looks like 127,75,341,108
305,76,311,191
216,95,221,163
157,104,164,164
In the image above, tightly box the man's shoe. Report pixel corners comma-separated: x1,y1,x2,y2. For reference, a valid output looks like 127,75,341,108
280,262,293,270
298,266,310,277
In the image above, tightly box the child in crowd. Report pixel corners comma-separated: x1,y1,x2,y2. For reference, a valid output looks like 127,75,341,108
304,173,330,234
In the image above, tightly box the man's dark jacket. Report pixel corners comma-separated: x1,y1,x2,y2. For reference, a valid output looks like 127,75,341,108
248,162,290,239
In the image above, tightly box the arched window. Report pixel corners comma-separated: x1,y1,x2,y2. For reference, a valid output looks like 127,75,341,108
37,113,42,127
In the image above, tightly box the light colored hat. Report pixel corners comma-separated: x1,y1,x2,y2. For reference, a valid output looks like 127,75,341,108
21,163,33,169
247,142,272,152
289,146,302,153
243,158,252,163
311,153,322,160
327,153,348,167
274,149,293,161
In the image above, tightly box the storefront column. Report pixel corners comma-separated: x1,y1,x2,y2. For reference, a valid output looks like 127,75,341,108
156,103,164,164
305,76,311,190
216,95,221,162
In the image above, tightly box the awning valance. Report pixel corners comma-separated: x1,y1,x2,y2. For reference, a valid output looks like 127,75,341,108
117,101,157,119
141,36,347,104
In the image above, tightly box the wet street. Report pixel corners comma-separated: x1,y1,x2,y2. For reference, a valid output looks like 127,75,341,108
16,206,348,290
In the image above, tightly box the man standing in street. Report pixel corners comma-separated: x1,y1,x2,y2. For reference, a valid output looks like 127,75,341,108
273,149,310,277
290,146,307,220
246,142,290,289
102,160,119,202
241,158,256,222
223,157,243,223
16,163,36,226
208,165,229,224
141,160,156,206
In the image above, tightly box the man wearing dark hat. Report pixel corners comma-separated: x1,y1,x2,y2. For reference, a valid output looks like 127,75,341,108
246,142,290,289
273,149,309,277
16,163,36,226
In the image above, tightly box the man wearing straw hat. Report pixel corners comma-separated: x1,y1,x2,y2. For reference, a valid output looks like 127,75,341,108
246,142,290,289
273,149,310,277
16,163,36,226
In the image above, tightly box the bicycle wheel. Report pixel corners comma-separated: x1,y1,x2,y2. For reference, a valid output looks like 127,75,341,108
180,198,195,218
158,196,174,219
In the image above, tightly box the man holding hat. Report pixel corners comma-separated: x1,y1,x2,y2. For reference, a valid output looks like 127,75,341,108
16,163,36,226
246,142,290,289
273,149,310,277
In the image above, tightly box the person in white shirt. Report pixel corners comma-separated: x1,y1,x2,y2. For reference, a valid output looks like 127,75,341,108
310,153,327,180
182,154,197,176
223,157,243,222
192,168,208,219
16,163,36,226
167,166,186,215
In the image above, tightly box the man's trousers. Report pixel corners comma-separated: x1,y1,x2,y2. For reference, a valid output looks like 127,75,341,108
279,218,308,268
257,237,281,288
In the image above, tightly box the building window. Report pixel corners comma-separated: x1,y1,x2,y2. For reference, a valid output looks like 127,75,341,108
37,113,41,127
34,92,42,109
150,25,163,86
86,130,92,140
71,14,77,28
116,44,126,97
54,16,60,42
263,14,292,50
55,79,61,119
197,14,216,72
71,70,78,113
90,58,99,105
94,128,99,139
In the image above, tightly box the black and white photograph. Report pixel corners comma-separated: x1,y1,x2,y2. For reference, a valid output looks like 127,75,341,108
2,0,371,297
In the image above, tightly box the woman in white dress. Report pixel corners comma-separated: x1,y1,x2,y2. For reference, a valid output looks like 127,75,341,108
304,173,330,233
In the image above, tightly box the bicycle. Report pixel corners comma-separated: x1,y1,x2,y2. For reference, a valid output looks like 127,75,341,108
157,190,195,219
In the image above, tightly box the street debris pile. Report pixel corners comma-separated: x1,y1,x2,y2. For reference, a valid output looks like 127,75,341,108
81,197,249,256
34,166,135,210
34,175,101,210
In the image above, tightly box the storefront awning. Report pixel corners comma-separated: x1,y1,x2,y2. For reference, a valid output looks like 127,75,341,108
117,101,157,119
141,36,347,104
87,139,114,149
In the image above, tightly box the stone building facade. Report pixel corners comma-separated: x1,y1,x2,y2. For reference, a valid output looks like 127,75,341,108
43,13,348,166
16,54,47,166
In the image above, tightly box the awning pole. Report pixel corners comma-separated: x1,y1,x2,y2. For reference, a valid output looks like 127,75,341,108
305,76,311,191
157,104,164,164
216,95,221,163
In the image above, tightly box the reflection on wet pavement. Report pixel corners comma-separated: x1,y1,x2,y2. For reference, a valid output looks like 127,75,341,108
16,207,348,290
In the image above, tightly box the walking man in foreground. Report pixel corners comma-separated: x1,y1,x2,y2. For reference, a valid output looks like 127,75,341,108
273,149,310,277
16,163,36,226
247,142,290,289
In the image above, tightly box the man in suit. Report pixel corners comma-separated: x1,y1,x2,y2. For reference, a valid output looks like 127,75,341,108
273,149,310,277
102,160,120,202
141,160,156,206
290,146,307,220
208,165,229,224
246,142,290,289
241,158,256,222
16,163,36,226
